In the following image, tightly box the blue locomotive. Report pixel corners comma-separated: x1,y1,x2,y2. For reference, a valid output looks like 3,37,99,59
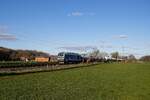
57,52,83,64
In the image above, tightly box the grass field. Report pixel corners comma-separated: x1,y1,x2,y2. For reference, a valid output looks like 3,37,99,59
0,63,150,100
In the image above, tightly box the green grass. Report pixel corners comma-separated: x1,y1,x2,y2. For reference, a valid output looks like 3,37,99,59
0,63,150,100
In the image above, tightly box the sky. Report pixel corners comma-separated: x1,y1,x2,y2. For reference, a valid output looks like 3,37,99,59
0,0,150,57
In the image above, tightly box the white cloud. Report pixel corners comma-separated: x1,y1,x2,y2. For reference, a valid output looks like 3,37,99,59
67,11,84,16
67,11,95,17
0,33,17,41
0,25,17,41
118,35,128,39
113,35,128,39
59,46,97,51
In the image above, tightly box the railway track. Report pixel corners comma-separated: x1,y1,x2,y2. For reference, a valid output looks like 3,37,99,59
0,63,99,75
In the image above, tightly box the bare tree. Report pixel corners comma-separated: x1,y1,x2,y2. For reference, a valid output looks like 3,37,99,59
111,52,119,60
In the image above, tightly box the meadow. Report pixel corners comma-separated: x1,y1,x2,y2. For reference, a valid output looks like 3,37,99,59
0,63,150,100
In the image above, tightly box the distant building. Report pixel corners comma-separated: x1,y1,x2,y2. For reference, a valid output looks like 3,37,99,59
35,55,58,62
35,57,50,62
20,57,29,62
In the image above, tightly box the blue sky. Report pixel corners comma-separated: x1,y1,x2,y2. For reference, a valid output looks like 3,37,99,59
0,0,150,57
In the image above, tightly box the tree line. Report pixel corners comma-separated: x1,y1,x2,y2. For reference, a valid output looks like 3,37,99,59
0,47,49,61
89,50,150,62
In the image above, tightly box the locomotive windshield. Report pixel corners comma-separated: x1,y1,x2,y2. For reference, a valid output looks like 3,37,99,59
58,53,64,56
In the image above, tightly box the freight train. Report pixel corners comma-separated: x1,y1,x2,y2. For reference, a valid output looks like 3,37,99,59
35,52,118,64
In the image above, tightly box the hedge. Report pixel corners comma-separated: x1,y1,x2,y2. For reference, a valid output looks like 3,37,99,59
0,61,57,68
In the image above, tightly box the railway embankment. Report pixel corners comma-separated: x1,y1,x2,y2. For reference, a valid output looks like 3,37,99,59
0,63,99,76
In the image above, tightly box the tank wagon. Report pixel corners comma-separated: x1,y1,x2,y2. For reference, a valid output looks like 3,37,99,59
57,52,83,64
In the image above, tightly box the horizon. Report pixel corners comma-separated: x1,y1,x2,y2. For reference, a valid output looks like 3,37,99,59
0,0,150,58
